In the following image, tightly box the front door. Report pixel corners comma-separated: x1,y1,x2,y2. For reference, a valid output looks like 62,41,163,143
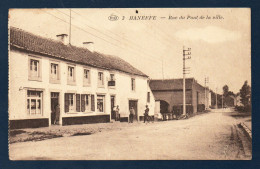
51,92,59,125
111,96,115,120
129,100,138,121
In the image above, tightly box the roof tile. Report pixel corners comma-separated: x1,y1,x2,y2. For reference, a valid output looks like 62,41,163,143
10,27,147,77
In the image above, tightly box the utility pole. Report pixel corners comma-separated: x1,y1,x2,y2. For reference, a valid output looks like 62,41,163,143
204,77,209,109
216,88,218,109
183,46,191,116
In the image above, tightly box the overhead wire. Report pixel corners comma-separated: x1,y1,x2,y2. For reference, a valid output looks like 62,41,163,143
54,9,164,63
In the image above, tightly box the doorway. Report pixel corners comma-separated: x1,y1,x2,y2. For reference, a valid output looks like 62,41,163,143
51,92,59,125
110,95,115,120
129,100,138,121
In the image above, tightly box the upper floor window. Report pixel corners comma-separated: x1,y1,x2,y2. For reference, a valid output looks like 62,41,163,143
108,73,116,87
83,69,91,86
50,62,60,83
98,72,104,87
67,65,76,85
110,74,115,81
131,78,135,91
28,57,41,81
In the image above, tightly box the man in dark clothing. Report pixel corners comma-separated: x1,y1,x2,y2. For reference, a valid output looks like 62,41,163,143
129,107,135,123
144,105,149,123
54,104,60,125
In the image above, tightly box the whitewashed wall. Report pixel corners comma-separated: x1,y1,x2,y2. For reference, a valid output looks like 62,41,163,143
9,49,155,124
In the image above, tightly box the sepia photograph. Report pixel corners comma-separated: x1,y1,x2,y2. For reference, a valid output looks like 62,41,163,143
8,8,251,160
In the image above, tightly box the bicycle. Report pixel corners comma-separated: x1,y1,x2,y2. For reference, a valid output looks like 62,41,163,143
144,114,154,123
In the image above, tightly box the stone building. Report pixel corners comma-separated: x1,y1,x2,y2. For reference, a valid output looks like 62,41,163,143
149,78,209,116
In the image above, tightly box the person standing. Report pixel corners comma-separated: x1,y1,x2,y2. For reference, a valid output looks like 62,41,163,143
54,104,60,125
115,105,120,121
129,107,135,123
144,105,149,123
112,106,116,120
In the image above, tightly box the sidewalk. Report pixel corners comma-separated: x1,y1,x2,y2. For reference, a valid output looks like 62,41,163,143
240,119,252,139
9,121,150,144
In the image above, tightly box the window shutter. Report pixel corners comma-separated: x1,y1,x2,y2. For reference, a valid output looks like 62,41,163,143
81,94,85,112
91,94,95,111
76,94,80,112
64,93,69,112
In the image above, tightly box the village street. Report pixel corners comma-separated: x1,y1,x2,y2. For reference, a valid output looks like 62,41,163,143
9,110,251,160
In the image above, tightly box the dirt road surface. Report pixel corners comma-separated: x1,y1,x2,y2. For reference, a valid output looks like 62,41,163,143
9,111,252,160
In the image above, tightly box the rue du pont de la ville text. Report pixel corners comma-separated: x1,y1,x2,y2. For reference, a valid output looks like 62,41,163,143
127,15,223,20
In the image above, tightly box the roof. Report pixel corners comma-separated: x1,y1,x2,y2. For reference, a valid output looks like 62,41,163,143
149,78,195,91
9,27,148,77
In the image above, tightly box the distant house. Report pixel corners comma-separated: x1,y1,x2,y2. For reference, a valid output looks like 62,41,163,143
9,27,155,129
149,78,210,116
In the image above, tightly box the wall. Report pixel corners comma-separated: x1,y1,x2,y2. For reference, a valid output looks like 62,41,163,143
192,81,208,112
9,48,155,125
152,90,192,112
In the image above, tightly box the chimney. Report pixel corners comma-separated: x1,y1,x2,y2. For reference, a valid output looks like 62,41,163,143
56,34,69,45
83,42,94,52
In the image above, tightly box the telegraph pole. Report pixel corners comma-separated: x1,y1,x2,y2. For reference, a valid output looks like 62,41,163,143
183,46,191,116
204,77,209,109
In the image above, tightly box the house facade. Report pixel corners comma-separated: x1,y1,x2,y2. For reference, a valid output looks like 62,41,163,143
149,78,210,116
9,27,155,129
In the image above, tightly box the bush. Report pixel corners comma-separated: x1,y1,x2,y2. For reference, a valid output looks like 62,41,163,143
172,105,193,116
235,105,251,112
197,104,205,112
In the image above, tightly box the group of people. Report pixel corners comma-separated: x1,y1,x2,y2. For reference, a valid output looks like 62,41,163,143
113,105,120,121
129,105,150,123
54,104,150,125
113,105,150,123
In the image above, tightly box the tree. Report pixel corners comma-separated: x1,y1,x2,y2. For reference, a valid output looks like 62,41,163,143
239,81,251,107
222,85,235,107
223,85,229,97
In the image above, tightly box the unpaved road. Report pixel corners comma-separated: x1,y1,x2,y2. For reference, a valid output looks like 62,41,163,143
9,111,251,160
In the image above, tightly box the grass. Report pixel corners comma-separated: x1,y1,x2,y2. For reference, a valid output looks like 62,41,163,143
9,130,26,137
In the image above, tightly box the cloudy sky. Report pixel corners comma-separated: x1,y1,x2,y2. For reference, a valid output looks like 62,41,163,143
9,8,251,93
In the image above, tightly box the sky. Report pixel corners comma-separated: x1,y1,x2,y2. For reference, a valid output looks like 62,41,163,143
9,8,251,94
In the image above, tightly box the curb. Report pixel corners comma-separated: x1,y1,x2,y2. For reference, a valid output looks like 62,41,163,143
239,122,252,140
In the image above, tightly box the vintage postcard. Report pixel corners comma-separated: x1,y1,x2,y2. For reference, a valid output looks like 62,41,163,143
8,8,251,160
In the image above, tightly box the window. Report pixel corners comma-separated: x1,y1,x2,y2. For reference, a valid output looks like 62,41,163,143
108,73,116,87
81,94,92,112
64,93,76,112
67,65,76,85
65,93,93,113
50,62,60,83
68,94,74,112
147,92,150,103
83,69,91,86
110,74,115,81
27,90,42,115
131,78,135,91
98,72,104,86
28,57,41,81
97,95,105,112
